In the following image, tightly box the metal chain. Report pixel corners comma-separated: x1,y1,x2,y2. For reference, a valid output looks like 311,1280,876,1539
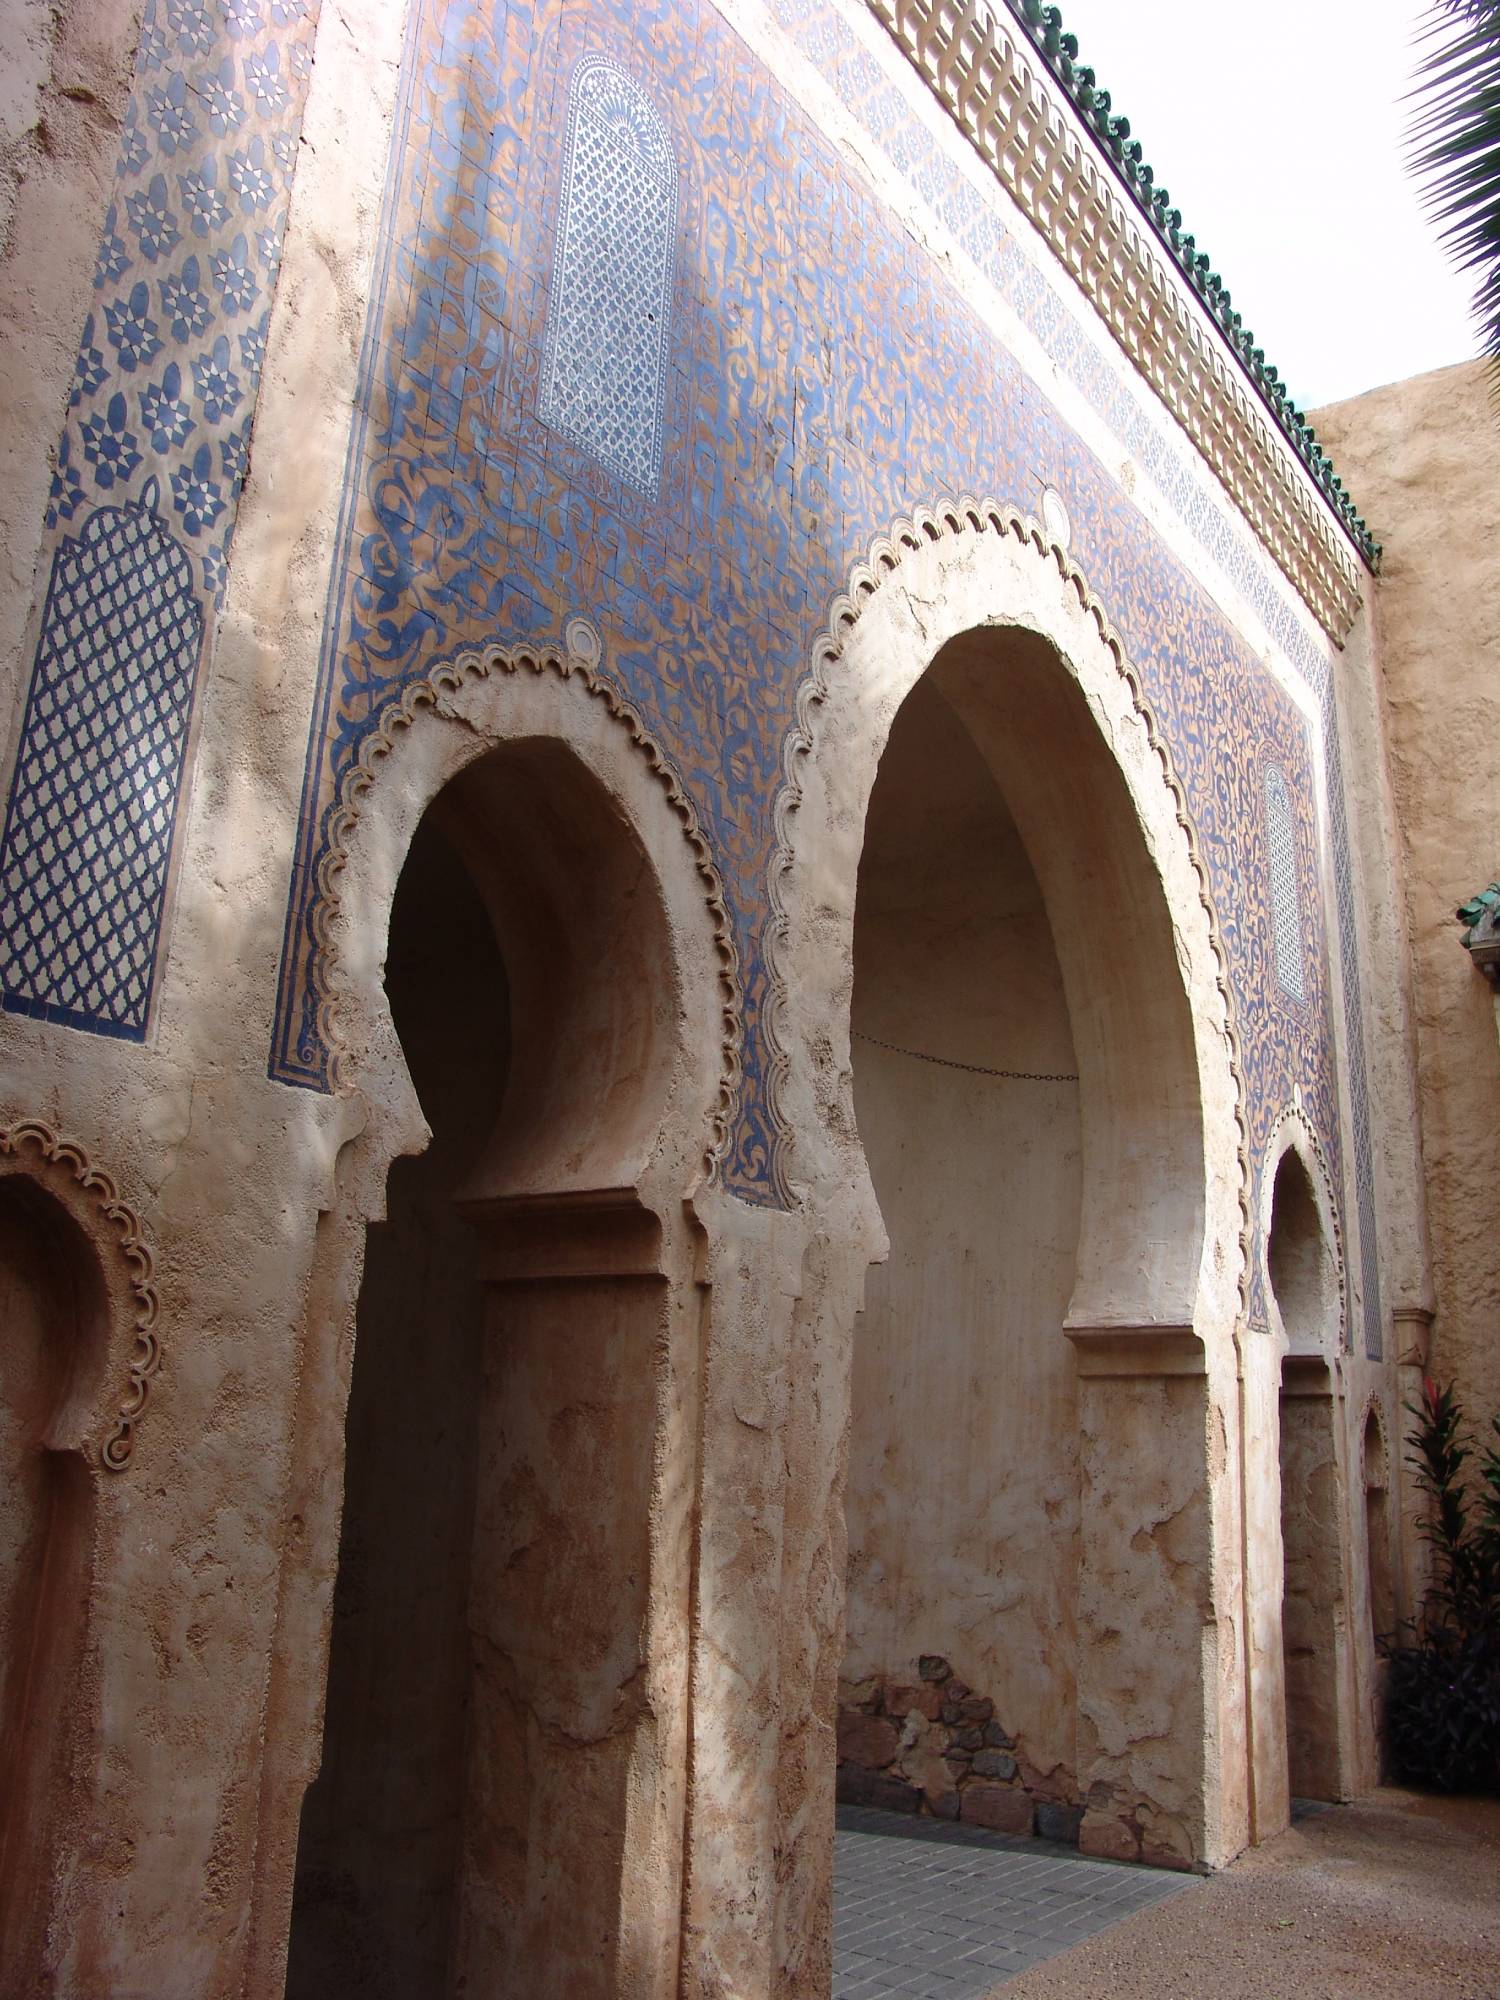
852,1030,1079,1083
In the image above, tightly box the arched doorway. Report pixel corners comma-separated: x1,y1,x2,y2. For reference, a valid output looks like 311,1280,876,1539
833,611,1218,1859
840,665,1083,1835
1268,1140,1352,1805
284,730,701,1998
0,1180,104,1979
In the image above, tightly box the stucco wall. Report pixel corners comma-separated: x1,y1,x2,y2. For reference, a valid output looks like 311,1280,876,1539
0,0,1405,1978
1314,359,1500,1423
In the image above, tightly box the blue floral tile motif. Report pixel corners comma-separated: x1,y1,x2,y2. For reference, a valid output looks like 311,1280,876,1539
79,391,143,490
0,485,202,1038
766,0,1383,1352
266,0,1380,1351
4,0,323,1044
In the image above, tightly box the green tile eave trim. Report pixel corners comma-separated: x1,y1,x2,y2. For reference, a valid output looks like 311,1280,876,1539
1007,0,1380,570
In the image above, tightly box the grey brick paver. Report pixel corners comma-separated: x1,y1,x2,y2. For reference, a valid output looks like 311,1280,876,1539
834,1804,1190,1998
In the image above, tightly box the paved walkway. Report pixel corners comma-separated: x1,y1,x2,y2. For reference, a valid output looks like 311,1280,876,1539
833,1804,1191,1999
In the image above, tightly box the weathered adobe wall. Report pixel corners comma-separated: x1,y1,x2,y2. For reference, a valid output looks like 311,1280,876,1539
839,670,1084,1839
1314,359,1500,1424
0,0,1398,1981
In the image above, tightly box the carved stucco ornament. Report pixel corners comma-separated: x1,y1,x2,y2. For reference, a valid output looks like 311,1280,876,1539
0,1119,162,1469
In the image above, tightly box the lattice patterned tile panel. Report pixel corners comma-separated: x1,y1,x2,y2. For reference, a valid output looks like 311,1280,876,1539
2,0,323,1044
0,486,201,1036
539,56,677,496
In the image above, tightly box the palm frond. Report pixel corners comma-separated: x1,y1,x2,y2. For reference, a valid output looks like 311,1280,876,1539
1409,0,1500,368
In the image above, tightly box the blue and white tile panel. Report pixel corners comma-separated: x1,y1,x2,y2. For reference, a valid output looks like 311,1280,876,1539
764,0,1384,1355
0,0,321,1041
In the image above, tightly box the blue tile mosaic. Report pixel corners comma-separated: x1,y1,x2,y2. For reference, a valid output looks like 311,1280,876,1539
266,0,1374,1345
0,483,200,1037
768,0,1382,1351
1263,763,1305,1007
539,55,678,497
0,0,321,1041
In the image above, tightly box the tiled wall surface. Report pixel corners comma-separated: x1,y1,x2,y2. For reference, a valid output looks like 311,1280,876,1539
269,0,1345,1323
0,0,1378,1345
0,0,322,1041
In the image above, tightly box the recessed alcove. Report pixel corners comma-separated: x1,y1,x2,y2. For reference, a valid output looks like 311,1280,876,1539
1267,1147,1334,1355
838,618,1208,1839
286,737,682,1999
1269,1148,1349,1804
0,1179,104,1974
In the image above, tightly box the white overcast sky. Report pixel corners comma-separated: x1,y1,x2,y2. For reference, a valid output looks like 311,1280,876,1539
1044,0,1478,410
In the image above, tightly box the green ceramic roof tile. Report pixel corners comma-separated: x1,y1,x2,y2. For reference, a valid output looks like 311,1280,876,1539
1457,883,1500,932
1006,0,1381,571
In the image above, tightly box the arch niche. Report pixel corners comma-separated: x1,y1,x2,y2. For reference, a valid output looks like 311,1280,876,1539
270,648,727,2000
0,1127,153,1989
1263,1115,1356,1809
776,508,1245,1871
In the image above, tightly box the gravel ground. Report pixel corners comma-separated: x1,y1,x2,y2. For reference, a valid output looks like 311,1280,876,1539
991,1788,1500,1999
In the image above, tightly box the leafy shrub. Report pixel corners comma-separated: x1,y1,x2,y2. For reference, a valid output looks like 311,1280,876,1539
1382,1377,1500,1794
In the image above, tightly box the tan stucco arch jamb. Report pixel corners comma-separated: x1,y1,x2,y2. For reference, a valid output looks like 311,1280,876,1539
242,640,738,2000
770,501,1252,1872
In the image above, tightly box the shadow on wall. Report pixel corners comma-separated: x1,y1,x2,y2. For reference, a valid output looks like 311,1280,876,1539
285,810,507,1997
0,1183,106,1979
285,736,685,1998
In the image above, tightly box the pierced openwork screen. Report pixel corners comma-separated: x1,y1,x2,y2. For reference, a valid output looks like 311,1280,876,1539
539,56,677,498
0,486,202,1038
1263,762,1305,1005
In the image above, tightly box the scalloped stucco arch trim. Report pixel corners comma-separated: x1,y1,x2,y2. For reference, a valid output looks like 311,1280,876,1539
0,1120,161,1469
301,632,741,1184
766,495,1250,1325
1259,1101,1348,1355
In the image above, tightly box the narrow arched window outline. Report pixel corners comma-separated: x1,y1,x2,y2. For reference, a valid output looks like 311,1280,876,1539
1263,761,1306,1005
539,55,678,499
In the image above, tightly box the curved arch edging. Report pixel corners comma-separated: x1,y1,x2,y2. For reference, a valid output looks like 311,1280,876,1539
765,495,1253,1313
0,1119,161,1470
1360,1396,1390,1483
303,638,742,1181
1260,1100,1348,1352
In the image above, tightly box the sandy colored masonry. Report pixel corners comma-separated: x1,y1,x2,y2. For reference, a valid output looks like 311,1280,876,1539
0,0,1486,1992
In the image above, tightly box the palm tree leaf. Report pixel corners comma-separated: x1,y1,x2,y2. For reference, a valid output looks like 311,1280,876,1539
1409,0,1500,364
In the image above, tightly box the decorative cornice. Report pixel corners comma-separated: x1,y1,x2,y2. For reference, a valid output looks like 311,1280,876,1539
0,1119,161,1470
766,495,1252,1317
307,638,741,1182
862,0,1374,642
